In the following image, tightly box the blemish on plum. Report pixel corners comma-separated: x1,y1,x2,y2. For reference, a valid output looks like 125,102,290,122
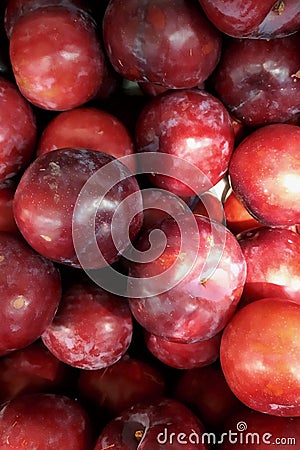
12,295,26,310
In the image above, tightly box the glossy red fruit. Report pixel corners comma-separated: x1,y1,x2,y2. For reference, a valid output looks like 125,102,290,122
94,398,209,450
103,0,221,89
0,393,92,449
128,214,246,343
36,107,135,171
144,330,221,369
173,362,243,431
9,6,105,110
0,76,36,181
4,0,92,38
0,340,69,404
229,124,300,227
13,148,143,268
77,354,165,417
238,227,300,305
0,232,61,356
42,282,133,370
212,34,300,127
221,298,300,416
198,0,300,39
135,89,234,197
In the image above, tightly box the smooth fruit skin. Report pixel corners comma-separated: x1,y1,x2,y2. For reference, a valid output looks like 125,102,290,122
0,393,92,449
238,227,300,305
77,354,165,417
173,363,243,431
9,6,105,110
0,340,69,404
36,107,136,171
220,298,300,416
144,330,221,369
0,232,61,356
0,76,36,181
212,34,300,127
42,282,133,370
13,148,143,268
103,0,221,89
135,89,234,197
198,0,300,38
4,0,91,38
229,124,300,227
128,215,246,343
198,0,275,37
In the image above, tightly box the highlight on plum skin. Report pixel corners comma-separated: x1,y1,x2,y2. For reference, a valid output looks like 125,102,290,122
198,0,300,39
0,0,299,442
0,76,36,181
4,0,93,38
220,298,300,416
103,0,222,89
128,214,247,343
135,89,235,197
36,106,136,171
212,34,300,127
229,123,300,228
42,282,133,370
9,5,106,111
13,147,143,269
238,227,300,306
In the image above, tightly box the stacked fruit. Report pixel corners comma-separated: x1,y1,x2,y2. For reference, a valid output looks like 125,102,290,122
0,0,299,448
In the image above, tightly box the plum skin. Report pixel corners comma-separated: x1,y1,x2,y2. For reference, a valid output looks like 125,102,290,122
42,282,133,370
13,148,143,269
103,0,222,89
9,6,105,111
0,231,61,356
221,298,300,416
229,124,300,227
0,393,92,449
128,214,246,343
135,89,234,197
238,227,300,306
0,76,36,181
212,34,300,127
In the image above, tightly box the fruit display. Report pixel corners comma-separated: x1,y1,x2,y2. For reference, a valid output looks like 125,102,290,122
0,0,299,448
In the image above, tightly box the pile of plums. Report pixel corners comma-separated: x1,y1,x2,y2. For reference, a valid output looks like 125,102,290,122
0,0,299,448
